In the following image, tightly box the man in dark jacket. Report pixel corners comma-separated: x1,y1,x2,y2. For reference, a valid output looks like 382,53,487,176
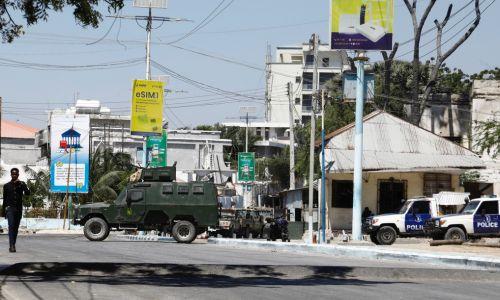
2,168,30,252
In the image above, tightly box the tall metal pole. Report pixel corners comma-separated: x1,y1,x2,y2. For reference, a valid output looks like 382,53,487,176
146,7,152,80
321,89,326,244
143,7,153,168
0,97,2,162
245,112,249,153
287,82,295,191
352,52,367,241
308,33,319,244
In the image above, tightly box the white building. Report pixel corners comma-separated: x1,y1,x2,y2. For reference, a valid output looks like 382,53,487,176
224,41,349,157
36,100,234,183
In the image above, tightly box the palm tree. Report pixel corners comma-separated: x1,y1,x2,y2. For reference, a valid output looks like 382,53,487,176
23,166,50,208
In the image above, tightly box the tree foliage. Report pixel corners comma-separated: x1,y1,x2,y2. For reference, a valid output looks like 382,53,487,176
0,0,124,42
23,166,50,208
474,120,500,158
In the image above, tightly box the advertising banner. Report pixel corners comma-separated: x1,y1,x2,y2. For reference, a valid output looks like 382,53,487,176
131,79,165,136
330,0,393,50
146,130,168,168
238,152,255,182
50,114,90,193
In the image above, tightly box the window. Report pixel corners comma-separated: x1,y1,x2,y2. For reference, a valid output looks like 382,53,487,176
424,173,452,196
303,72,313,90
295,76,301,83
129,191,143,202
265,128,270,140
321,57,330,67
411,201,430,214
162,184,173,194
332,180,353,208
193,185,204,194
256,127,262,137
295,97,301,105
305,54,314,66
178,185,189,194
476,201,499,215
291,55,303,64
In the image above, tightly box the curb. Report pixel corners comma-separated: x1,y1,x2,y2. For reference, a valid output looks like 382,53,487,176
208,238,500,270
117,235,175,242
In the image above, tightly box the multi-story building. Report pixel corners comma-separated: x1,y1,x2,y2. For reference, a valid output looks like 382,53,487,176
224,41,349,158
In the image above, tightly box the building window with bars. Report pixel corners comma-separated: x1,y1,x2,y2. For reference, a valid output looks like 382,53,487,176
423,173,452,196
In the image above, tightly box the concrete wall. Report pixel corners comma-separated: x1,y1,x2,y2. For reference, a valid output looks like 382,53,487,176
1,138,41,164
324,172,463,230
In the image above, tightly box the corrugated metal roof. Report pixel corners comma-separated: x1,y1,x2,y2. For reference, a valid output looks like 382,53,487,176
433,192,470,206
323,111,485,173
1,120,39,139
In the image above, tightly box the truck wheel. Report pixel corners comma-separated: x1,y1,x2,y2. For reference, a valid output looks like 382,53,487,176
444,227,466,242
369,233,380,245
172,220,196,243
84,217,110,241
376,226,397,245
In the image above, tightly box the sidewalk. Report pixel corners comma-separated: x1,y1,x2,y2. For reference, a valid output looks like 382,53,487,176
207,238,500,270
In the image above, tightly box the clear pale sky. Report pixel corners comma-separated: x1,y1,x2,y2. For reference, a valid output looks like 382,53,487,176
1,0,498,129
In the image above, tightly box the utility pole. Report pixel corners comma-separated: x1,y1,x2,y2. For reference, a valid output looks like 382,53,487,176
146,7,152,80
320,89,326,244
308,33,319,244
265,44,272,122
352,51,368,241
287,82,295,190
0,97,2,161
245,112,249,152
62,141,73,230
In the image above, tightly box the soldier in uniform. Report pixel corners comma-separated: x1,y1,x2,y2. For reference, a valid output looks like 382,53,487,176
2,168,30,252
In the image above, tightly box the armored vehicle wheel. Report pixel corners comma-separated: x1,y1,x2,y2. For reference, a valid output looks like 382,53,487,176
84,217,110,241
172,220,196,243
444,227,466,242
369,233,380,245
376,226,397,245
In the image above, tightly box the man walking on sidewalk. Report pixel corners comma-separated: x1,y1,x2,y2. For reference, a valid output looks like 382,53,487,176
2,168,30,253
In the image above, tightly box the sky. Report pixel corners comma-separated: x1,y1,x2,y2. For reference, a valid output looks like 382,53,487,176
1,0,499,130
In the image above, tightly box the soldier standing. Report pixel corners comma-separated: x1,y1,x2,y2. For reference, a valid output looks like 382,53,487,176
2,168,30,252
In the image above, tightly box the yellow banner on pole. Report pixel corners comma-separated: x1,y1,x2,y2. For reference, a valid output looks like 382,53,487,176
131,79,164,136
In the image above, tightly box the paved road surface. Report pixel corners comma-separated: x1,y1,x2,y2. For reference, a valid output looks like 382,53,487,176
1,234,499,300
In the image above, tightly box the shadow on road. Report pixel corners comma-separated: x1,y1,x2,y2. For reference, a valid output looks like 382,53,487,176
0,262,408,290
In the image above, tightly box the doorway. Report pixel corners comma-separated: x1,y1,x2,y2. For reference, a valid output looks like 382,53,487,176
378,180,407,214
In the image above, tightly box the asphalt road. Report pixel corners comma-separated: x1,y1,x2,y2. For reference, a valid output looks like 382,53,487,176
1,234,500,300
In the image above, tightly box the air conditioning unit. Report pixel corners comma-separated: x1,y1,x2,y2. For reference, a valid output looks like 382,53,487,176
133,0,168,9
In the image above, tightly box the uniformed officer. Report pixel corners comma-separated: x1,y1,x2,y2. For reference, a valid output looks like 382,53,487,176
2,168,30,253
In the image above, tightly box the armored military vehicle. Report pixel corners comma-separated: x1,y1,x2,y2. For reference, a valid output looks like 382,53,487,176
73,166,218,243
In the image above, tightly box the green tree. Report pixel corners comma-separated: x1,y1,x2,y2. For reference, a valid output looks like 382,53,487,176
78,148,135,204
474,120,500,158
0,0,124,42
256,148,290,188
23,166,50,208
471,68,500,80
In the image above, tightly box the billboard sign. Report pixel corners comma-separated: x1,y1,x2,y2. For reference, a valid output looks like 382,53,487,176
330,0,393,50
131,79,164,136
146,130,168,168
238,152,255,182
50,114,90,193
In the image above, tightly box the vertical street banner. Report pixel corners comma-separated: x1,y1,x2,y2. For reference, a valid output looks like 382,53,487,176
330,0,394,50
50,113,90,193
131,79,165,136
238,152,255,182
146,130,168,168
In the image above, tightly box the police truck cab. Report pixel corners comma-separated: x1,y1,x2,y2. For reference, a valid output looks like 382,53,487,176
364,192,469,245
424,197,500,241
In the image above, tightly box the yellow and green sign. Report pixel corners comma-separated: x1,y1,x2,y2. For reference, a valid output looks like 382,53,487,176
330,0,393,50
131,79,164,136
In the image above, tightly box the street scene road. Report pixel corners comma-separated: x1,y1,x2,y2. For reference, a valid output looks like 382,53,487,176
1,234,500,300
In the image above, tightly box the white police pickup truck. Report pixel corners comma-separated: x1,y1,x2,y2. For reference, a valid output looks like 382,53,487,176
424,197,500,241
363,193,469,245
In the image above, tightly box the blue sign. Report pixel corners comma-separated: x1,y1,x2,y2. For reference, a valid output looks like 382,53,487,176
474,214,499,234
50,114,90,193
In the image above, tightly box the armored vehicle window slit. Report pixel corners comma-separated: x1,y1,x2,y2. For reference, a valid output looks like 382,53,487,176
193,185,204,194
162,184,173,194
178,185,189,195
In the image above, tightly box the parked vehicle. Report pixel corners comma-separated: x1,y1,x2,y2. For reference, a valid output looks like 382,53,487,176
73,167,219,243
214,208,236,237
424,197,499,241
262,216,290,242
364,192,469,245
233,208,272,238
